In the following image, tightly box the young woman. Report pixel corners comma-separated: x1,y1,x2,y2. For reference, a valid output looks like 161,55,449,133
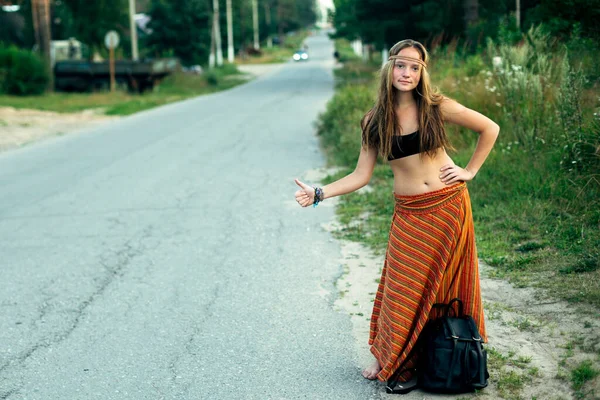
294,39,499,389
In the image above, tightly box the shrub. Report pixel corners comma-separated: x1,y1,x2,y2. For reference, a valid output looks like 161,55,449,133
316,83,374,166
464,54,485,77
202,63,239,86
485,26,560,148
0,45,49,95
558,57,600,175
335,39,361,63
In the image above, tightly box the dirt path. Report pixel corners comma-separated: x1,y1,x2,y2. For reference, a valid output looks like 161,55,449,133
301,168,600,400
0,107,118,152
329,227,600,400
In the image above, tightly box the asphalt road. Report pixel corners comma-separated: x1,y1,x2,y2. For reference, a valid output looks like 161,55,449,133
0,33,383,399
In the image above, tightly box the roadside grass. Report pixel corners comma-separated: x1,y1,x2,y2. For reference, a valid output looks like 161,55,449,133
333,38,362,63
319,35,600,309
487,347,539,399
571,360,599,399
0,65,248,116
334,61,379,89
557,336,600,400
1,30,313,115
320,35,600,398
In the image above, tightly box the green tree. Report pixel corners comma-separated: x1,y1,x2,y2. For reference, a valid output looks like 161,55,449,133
145,0,211,66
527,0,600,41
331,0,361,41
332,0,465,49
63,0,129,58
273,0,316,41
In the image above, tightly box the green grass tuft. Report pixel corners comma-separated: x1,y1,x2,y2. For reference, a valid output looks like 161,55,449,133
571,360,599,390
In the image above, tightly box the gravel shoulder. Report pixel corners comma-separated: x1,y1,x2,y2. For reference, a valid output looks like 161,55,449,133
0,107,119,152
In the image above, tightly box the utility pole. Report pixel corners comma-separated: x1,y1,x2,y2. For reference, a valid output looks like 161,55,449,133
31,0,41,52
37,0,51,65
213,0,223,66
32,0,52,89
41,0,51,64
264,1,272,48
516,0,521,29
209,16,215,68
252,0,259,50
226,0,234,63
277,0,283,45
129,0,139,60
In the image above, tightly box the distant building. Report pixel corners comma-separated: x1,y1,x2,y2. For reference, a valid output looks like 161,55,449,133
51,38,83,66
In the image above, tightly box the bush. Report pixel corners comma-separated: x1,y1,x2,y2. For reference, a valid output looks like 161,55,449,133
484,27,561,148
464,54,485,77
0,45,49,95
204,70,219,86
321,27,600,306
203,63,239,86
316,83,374,166
335,39,361,63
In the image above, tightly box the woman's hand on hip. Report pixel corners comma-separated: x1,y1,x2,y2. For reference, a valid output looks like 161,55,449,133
294,179,315,207
439,164,474,185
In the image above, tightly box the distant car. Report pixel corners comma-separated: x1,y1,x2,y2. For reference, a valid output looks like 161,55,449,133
293,50,309,61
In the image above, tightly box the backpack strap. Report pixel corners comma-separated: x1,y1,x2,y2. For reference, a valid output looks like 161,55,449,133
466,316,486,387
466,316,482,341
446,298,464,317
445,335,460,389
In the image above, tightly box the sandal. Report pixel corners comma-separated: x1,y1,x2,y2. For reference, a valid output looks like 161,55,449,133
385,376,419,394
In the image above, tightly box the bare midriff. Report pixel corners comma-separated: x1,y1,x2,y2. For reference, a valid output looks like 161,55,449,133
389,147,455,196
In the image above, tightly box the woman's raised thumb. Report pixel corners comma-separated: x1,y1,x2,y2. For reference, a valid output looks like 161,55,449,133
294,178,309,189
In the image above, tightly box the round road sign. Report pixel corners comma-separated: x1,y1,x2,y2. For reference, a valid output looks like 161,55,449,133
104,30,120,49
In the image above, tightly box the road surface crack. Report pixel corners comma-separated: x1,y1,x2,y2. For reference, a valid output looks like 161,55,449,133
0,226,154,386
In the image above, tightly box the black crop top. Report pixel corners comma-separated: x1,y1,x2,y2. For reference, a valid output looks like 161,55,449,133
388,131,421,160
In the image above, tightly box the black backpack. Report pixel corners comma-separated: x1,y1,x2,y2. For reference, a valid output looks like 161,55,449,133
417,298,489,393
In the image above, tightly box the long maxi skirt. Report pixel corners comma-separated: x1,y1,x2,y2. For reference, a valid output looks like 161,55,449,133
368,182,487,382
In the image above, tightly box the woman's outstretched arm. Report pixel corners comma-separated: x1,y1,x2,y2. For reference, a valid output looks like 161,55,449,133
295,145,378,207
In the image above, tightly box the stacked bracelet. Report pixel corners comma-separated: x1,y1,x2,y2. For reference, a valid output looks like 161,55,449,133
313,187,324,208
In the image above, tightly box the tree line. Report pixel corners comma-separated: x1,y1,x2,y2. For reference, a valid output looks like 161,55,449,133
331,0,600,50
0,0,318,66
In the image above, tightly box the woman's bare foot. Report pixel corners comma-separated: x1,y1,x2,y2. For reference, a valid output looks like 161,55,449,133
361,360,381,380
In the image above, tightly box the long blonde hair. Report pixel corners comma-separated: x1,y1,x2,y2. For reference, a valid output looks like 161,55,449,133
361,39,452,158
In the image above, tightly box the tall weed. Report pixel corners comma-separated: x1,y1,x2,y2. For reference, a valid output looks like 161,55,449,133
558,57,599,175
485,27,559,148
316,83,375,166
318,28,600,305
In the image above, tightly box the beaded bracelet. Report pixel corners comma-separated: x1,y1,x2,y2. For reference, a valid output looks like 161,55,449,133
313,187,324,208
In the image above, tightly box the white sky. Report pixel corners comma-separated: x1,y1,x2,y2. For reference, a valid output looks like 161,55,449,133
318,0,334,9
317,0,334,23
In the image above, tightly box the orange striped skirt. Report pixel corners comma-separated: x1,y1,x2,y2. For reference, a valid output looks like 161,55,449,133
368,182,487,382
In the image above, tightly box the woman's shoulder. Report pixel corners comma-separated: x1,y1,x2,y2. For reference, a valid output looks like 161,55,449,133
361,108,376,129
439,96,467,117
